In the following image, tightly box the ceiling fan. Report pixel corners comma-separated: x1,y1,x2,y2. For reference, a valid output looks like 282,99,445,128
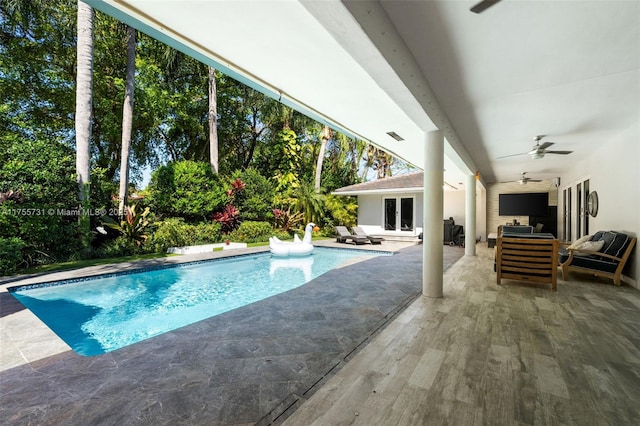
504,172,542,185
470,0,502,14
498,135,573,160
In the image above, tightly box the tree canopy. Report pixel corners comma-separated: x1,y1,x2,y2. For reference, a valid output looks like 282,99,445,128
0,0,414,273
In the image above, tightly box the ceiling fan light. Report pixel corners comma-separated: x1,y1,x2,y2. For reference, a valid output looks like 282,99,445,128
531,152,544,160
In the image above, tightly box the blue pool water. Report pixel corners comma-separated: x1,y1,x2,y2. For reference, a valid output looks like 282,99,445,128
10,248,387,356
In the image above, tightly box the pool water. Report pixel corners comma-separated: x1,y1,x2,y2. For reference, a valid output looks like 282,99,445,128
10,248,387,356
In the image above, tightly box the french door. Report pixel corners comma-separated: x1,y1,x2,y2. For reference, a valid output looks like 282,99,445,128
563,178,590,241
384,197,414,231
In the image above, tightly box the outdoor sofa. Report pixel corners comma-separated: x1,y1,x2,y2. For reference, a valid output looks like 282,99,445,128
560,231,636,286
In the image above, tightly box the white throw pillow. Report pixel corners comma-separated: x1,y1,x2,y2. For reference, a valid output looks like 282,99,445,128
576,240,605,252
569,234,592,249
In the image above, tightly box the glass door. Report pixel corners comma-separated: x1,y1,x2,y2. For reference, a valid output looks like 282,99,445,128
384,197,414,231
576,182,582,238
567,187,572,242
584,179,590,235
575,178,590,238
384,198,396,230
400,197,414,231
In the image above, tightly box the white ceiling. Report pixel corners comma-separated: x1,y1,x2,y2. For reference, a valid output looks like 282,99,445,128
88,0,639,187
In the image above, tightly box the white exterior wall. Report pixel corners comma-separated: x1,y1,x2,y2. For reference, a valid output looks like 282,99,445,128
442,187,487,241
443,190,465,225
356,190,487,239
357,194,382,227
557,126,639,288
357,192,424,233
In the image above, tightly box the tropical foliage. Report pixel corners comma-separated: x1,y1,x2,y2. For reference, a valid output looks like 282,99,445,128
0,0,414,274
101,204,152,246
0,140,80,266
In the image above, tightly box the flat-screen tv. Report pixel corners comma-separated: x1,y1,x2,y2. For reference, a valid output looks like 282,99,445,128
499,192,548,217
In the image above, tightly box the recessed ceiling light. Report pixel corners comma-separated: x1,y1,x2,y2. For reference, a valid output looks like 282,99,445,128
386,131,404,141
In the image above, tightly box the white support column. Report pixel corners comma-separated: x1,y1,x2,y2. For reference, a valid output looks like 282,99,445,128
465,174,477,256
423,130,444,298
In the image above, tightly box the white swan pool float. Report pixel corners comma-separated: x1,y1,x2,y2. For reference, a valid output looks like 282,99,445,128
269,223,318,257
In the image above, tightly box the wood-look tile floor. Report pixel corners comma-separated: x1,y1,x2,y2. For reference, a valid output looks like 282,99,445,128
283,245,640,426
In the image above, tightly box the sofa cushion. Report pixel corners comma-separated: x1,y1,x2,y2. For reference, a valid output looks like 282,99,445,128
599,231,632,259
565,255,619,274
502,232,554,239
578,240,605,252
502,225,533,234
568,234,593,249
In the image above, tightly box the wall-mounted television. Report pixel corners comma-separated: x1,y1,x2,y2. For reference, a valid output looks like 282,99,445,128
499,192,549,217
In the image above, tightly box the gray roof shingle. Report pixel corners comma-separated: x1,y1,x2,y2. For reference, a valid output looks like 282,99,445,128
333,172,424,194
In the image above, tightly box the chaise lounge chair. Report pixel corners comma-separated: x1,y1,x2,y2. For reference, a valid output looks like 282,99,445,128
335,226,368,245
352,226,384,244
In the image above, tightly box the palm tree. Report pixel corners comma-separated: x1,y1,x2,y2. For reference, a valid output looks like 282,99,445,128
293,179,325,225
75,0,93,245
208,65,219,173
314,124,331,192
118,25,136,217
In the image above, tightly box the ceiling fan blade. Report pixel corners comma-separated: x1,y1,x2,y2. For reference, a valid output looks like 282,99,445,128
545,150,573,155
538,141,555,150
496,152,527,159
470,0,501,14
529,179,543,182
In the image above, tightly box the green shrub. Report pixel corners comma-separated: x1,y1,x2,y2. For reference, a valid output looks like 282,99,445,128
231,168,275,222
0,139,80,266
146,218,189,253
191,222,222,245
229,220,288,243
229,221,272,243
146,160,228,221
0,237,26,275
97,236,140,258
323,194,357,228
146,218,222,253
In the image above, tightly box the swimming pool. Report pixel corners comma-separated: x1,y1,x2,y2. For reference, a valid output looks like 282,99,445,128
10,247,388,356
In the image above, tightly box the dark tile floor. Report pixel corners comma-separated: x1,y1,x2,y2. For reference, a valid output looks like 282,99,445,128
0,244,463,425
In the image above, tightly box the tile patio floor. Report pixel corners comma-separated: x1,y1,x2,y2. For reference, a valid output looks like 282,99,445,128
1,240,463,424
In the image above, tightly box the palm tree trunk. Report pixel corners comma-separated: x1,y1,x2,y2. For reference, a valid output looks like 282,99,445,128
208,66,219,173
314,125,331,191
118,25,136,217
75,0,93,246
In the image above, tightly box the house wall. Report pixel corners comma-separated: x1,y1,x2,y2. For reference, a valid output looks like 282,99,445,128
557,127,639,288
443,190,465,225
443,185,487,241
357,193,424,232
357,189,486,239
358,195,382,227
486,181,559,237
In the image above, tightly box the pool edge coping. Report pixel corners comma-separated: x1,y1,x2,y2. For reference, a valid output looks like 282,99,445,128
6,246,393,293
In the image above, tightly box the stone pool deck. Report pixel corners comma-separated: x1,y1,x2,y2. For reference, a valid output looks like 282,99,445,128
0,241,463,424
